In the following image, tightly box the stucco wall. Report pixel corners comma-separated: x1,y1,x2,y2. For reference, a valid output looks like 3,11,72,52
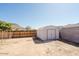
60,28,79,43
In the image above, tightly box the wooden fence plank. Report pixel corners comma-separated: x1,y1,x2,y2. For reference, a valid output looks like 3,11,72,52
0,30,37,39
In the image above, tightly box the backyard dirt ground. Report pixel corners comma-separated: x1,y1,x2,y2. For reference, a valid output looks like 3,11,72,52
0,37,79,56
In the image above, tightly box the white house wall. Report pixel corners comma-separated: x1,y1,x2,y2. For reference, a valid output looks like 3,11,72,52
60,28,79,43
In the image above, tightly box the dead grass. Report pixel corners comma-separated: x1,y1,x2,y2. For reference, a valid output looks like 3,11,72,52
0,37,79,56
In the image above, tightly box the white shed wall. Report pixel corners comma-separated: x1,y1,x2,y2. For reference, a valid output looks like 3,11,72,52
37,29,47,40
55,29,59,39
37,27,60,40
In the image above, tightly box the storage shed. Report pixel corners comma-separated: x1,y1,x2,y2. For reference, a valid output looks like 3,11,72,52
60,26,79,43
37,25,62,40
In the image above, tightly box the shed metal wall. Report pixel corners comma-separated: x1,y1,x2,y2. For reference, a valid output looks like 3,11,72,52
37,28,60,40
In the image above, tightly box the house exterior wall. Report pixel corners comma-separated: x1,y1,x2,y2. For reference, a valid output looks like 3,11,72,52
60,28,79,43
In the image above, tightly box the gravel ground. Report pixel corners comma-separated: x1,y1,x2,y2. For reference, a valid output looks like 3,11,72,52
0,37,79,56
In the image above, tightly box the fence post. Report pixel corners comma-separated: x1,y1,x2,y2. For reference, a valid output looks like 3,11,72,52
0,31,4,45
9,31,12,39
2,31,3,39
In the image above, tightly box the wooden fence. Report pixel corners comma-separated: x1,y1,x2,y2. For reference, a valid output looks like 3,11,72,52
0,30,37,39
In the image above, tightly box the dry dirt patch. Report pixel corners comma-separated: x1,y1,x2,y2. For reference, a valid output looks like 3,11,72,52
0,37,79,56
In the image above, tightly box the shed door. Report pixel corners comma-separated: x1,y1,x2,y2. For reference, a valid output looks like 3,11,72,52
47,30,56,40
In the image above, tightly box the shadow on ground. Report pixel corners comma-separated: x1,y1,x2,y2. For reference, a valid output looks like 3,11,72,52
58,39,79,47
33,37,79,47
33,37,57,44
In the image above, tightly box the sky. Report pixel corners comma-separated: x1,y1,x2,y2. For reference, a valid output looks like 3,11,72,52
0,3,79,28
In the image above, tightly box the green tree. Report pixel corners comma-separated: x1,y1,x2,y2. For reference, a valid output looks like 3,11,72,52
0,22,12,31
0,22,12,44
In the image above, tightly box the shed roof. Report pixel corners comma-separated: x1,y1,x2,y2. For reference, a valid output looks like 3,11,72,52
38,25,63,30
